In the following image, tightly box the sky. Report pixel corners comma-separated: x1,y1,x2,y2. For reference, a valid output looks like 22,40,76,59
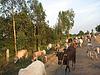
38,0,100,34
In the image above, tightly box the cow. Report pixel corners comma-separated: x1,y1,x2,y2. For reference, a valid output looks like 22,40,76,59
18,60,46,75
56,44,76,72
79,38,83,48
95,47,100,54
63,45,76,72
33,50,46,57
14,49,28,63
32,50,47,63
47,43,52,50
87,46,100,60
56,48,64,65
55,43,61,56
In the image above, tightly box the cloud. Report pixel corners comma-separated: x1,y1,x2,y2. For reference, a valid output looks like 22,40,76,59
71,1,100,33
39,0,100,34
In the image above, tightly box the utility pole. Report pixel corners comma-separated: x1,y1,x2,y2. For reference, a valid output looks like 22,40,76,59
12,0,17,54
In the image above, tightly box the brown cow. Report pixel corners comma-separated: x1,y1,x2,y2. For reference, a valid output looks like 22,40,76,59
33,50,46,57
32,50,47,63
56,44,76,72
63,45,76,72
14,49,28,63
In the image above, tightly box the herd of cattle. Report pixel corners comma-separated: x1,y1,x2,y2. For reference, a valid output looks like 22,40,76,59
2,34,99,75
56,34,100,72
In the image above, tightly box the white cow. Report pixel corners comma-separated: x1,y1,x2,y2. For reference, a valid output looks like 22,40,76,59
14,49,28,63
18,60,46,75
95,47,100,54
47,43,52,50
79,38,83,47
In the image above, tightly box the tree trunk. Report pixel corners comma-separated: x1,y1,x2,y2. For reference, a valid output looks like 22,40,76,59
66,31,70,39
36,24,38,51
6,49,9,62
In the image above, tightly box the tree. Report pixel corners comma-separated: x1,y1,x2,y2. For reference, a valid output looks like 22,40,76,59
0,17,13,49
14,11,33,50
26,0,47,51
95,25,100,32
85,30,89,34
0,0,27,54
0,0,62,53
57,9,75,38
78,30,84,36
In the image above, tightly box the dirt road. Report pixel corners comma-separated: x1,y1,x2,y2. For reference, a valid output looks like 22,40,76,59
46,40,100,75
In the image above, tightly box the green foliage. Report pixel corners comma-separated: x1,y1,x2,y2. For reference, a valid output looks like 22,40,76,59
58,9,74,33
17,31,27,49
55,9,75,40
85,30,89,34
0,0,59,51
95,25,100,32
78,30,84,36
0,0,76,74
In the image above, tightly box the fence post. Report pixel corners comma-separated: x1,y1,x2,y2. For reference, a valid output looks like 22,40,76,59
6,49,9,62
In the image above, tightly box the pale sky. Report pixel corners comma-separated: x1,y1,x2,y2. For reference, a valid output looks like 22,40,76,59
38,0,100,34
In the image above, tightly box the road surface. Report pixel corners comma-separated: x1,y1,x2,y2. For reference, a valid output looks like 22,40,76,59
46,40,100,75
